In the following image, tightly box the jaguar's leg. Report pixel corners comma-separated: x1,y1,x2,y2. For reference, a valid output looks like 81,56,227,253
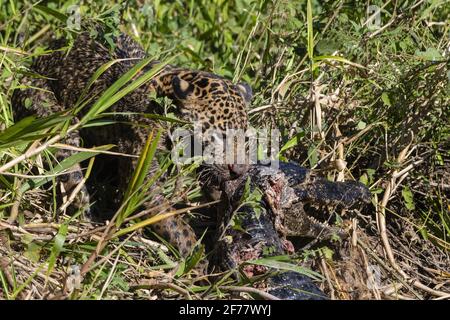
150,213,208,274
115,130,207,273
152,216,198,256
55,130,90,215
12,77,90,215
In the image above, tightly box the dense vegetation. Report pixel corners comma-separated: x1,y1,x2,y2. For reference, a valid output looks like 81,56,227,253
0,0,448,299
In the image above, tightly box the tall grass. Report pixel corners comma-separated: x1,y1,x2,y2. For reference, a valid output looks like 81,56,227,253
0,0,448,300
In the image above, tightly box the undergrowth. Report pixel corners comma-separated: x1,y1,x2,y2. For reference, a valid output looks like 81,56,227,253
0,0,448,300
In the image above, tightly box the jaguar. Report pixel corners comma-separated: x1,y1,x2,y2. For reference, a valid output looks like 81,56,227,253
12,30,253,260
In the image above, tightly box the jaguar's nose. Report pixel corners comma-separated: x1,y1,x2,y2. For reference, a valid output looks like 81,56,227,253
228,163,250,178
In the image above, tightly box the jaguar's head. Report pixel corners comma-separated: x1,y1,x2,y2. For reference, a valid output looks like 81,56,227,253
154,69,253,182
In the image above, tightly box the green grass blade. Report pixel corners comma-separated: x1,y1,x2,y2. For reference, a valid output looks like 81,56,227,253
306,0,314,62
117,128,162,226
81,55,177,124
19,145,113,193
246,257,324,281
74,58,132,109
46,223,68,277
33,5,68,23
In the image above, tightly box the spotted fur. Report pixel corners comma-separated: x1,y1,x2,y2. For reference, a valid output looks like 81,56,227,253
12,31,253,265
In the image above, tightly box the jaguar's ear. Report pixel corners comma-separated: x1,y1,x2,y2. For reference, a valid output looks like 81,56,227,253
236,82,253,104
172,76,194,100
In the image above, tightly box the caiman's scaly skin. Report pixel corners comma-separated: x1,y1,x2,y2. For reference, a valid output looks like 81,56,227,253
12,31,252,260
217,162,371,300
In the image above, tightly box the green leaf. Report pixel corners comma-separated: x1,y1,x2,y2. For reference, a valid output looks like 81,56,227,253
0,112,72,148
313,55,366,70
19,145,112,193
184,243,205,274
319,247,334,261
315,40,339,55
381,92,391,107
24,242,41,263
47,224,68,276
0,116,36,142
402,186,415,210
414,48,443,61
360,168,375,186
306,0,314,62
357,121,367,130
419,227,428,240
175,260,186,277
143,113,189,124
230,215,246,232
237,179,263,219
308,145,318,167
239,177,252,203
118,129,162,226
359,174,368,186
34,5,68,23
81,55,178,124
278,131,305,156
73,59,126,108
246,257,324,281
